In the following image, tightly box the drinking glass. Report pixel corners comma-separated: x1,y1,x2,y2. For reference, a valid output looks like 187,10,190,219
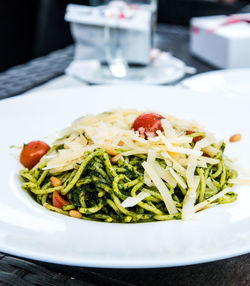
104,0,158,79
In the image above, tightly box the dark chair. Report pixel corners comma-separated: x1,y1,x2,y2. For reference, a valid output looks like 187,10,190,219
0,0,89,72
0,1,38,72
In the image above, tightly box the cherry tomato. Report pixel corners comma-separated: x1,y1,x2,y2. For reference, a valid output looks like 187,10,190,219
132,113,165,138
52,191,69,209
20,141,50,169
202,152,210,158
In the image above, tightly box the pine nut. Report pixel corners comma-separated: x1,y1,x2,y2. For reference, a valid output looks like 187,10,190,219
111,154,123,164
118,140,124,146
69,210,82,219
229,134,242,143
105,147,117,156
50,176,62,187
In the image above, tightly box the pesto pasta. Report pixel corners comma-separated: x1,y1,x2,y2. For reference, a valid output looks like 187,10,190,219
19,109,243,223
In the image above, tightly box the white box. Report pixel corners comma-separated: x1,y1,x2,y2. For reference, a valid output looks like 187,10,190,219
190,14,250,69
65,4,154,65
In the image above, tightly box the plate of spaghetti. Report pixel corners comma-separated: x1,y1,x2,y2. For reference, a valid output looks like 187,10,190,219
0,85,250,267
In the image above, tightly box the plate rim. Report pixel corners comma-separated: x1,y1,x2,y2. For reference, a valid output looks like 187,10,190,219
66,56,186,85
180,68,250,91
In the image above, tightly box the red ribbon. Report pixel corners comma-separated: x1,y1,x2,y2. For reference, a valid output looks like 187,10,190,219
208,15,250,33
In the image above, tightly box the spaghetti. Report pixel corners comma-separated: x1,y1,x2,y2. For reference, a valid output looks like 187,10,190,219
19,109,243,223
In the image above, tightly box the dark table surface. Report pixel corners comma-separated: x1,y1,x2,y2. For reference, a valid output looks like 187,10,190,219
0,25,249,286
0,25,215,99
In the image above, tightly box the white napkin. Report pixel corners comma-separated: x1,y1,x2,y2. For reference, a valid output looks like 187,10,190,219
66,60,101,83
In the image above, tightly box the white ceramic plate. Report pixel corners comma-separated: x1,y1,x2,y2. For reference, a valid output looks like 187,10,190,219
1,86,250,268
181,69,250,97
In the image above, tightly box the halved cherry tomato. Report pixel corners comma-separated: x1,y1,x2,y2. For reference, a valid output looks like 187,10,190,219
186,130,210,156
186,130,204,144
20,140,50,169
52,191,69,209
132,113,165,138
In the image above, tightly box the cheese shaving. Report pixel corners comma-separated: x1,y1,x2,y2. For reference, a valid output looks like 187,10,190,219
161,119,178,138
195,188,231,212
169,168,187,189
157,131,203,156
152,162,177,188
228,178,250,185
144,151,157,187
182,176,200,220
161,151,186,177
206,177,217,191
142,161,178,215
121,191,150,208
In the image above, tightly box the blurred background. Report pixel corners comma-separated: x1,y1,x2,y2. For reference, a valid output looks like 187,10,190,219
0,0,248,72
